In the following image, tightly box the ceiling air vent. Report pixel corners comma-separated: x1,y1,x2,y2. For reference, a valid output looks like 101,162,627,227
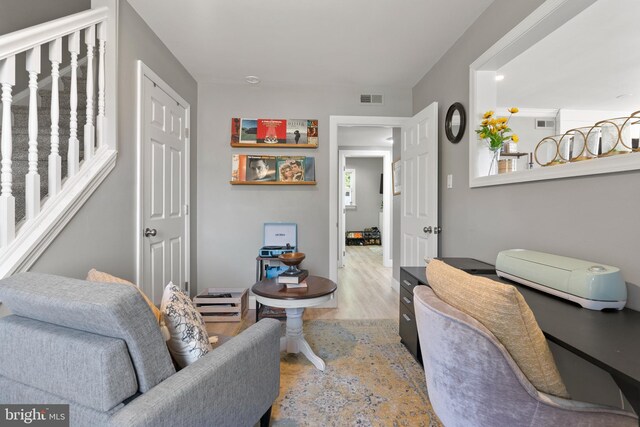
360,94,384,105
535,118,555,130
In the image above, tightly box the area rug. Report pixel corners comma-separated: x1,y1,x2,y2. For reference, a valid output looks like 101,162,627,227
272,319,442,426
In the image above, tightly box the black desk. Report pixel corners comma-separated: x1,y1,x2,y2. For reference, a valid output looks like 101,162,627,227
401,266,640,415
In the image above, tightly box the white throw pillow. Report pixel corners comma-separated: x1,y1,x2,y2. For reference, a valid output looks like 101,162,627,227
161,282,212,368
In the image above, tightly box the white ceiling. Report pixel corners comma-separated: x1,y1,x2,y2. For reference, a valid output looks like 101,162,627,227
497,0,640,113
338,126,393,147
127,0,493,88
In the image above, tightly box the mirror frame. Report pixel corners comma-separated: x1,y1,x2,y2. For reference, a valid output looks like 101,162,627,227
468,0,640,188
445,102,466,144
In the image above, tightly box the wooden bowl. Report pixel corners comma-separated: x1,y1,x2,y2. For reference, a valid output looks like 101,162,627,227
278,252,305,267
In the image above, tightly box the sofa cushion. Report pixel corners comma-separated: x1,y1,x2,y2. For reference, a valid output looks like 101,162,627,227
0,273,176,392
86,269,161,323
426,259,569,398
0,315,137,411
161,282,212,368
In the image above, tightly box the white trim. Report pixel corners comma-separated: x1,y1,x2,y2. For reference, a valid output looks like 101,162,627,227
329,116,408,286
0,147,117,277
136,61,191,293
0,7,109,60
339,149,392,269
12,57,87,107
466,0,640,188
496,270,626,311
391,277,400,293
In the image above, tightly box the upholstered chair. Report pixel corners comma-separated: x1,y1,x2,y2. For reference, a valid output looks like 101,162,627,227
413,285,638,427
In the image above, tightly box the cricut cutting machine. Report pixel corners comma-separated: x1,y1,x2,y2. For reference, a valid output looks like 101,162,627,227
496,249,627,311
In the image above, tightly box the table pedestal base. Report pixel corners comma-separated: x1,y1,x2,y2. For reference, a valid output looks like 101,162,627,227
279,307,325,371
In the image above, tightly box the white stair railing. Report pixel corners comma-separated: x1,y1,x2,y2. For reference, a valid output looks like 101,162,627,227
0,3,117,277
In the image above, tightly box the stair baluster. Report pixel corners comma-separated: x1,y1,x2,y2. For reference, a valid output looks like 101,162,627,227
25,47,41,220
96,22,106,151
84,25,95,163
0,56,15,247
67,31,80,177
48,39,62,197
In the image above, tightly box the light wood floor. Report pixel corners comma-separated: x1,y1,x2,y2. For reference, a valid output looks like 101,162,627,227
206,246,398,336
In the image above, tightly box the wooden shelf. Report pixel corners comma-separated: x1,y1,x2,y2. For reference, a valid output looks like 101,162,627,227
499,152,529,158
230,143,318,149
230,181,317,185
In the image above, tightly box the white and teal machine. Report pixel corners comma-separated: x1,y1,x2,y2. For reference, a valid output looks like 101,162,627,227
496,249,627,311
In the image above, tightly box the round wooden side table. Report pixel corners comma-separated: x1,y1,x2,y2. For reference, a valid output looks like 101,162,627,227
252,275,337,371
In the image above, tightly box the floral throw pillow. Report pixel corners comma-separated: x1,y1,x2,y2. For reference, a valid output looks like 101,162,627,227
161,282,212,368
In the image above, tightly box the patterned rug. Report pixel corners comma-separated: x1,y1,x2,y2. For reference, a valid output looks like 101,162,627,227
272,319,442,426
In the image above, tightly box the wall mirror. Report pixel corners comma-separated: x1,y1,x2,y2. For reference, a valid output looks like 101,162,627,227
445,102,466,143
469,0,640,187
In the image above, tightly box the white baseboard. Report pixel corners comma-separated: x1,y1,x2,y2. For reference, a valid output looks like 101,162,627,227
391,277,400,292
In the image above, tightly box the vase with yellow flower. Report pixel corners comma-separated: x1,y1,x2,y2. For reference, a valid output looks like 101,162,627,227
476,108,519,175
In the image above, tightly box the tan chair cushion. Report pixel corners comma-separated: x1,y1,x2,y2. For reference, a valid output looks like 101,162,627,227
425,259,569,398
86,269,161,323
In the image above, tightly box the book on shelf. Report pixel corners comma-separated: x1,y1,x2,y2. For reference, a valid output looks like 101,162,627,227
285,280,308,289
278,269,309,284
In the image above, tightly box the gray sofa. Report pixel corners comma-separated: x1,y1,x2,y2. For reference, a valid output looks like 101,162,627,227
0,273,281,427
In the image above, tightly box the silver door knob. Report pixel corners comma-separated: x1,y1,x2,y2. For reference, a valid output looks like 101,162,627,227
144,228,157,237
433,226,442,234
423,226,432,234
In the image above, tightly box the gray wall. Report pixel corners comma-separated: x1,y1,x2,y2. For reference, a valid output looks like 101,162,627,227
345,157,383,232
392,127,401,282
412,0,636,408
31,0,198,293
197,83,411,291
413,0,640,312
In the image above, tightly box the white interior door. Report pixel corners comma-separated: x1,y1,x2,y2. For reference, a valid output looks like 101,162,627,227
401,102,438,266
142,76,188,304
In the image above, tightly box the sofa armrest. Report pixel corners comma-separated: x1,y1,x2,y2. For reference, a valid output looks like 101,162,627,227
108,318,281,427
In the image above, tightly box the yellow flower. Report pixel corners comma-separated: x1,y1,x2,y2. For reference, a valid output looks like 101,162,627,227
489,118,498,126
498,117,508,123
481,119,488,126
483,111,494,119
512,134,519,143
508,107,519,114
479,132,487,139
490,128,498,134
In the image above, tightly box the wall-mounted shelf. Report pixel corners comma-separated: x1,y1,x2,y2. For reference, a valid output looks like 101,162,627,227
500,152,529,158
230,181,317,185
230,143,318,149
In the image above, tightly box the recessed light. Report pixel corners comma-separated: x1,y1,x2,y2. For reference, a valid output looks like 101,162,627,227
616,93,632,99
245,75,260,85
495,75,505,82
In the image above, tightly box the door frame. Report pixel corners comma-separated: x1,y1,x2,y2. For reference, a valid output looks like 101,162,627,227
339,149,392,269
135,61,191,293
329,116,408,283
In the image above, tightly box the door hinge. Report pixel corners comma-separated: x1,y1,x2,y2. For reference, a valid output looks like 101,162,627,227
185,281,189,293
184,204,189,215
185,128,190,139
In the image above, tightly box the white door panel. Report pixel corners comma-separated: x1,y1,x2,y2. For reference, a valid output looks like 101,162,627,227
143,76,187,304
401,102,438,267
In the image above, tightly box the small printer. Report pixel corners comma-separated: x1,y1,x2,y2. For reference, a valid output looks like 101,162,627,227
259,223,297,258
496,249,626,311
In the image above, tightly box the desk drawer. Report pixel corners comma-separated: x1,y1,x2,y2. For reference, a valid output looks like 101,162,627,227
399,303,421,364
400,286,414,314
400,271,419,293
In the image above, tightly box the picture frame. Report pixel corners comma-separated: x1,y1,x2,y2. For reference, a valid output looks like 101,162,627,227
392,159,401,195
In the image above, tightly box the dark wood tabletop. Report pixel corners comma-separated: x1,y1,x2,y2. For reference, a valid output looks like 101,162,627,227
402,266,640,390
252,275,337,300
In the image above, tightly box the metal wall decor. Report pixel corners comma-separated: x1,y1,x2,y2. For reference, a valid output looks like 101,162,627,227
534,110,640,167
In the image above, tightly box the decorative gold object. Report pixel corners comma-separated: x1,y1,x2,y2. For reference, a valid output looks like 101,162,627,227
534,136,561,167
